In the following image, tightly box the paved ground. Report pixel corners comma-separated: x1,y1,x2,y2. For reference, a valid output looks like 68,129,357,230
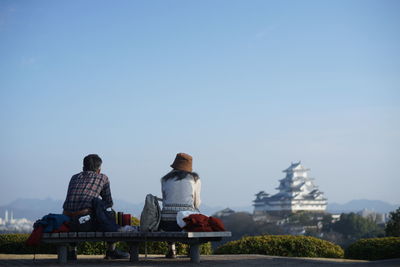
0,254,399,266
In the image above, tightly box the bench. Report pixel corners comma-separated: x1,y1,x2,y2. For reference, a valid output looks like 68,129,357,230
42,231,231,264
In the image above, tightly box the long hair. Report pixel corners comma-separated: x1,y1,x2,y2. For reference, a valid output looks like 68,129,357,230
161,170,199,182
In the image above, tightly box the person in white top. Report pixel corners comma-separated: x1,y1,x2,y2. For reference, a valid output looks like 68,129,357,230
160,153,201,258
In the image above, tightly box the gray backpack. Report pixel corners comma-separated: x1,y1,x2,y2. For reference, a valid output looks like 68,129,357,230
140,194,162,232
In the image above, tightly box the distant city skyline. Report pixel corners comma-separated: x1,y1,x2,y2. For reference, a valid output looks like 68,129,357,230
0,209,33,233
0,1,399,207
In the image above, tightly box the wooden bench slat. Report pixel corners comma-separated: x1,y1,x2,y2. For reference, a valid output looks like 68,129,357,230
68,232,77,238
104,232,113,237
59,233,68,238
78,232,87,237
50,233,60,238
86,232,95,237
111,232,124,237
126,232,140,237
187,231,232,238
42,231,231,240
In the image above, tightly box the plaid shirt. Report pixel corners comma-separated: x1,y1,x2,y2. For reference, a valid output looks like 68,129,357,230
63,171,113,212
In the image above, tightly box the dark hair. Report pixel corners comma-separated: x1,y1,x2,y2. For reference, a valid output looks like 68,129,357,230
83,154,102,172
161,170,199,182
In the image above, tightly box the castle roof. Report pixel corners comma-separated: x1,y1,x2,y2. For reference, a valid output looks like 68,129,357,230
283,161,310,173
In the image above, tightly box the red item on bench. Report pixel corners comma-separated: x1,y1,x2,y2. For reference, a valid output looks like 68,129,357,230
123,214,132,226
52,223,70,233
26,222,70,247
26,225,44,246
208,216,226,231
183,214,226,232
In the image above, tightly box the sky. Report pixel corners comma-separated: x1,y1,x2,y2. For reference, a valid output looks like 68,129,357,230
0,0,399,209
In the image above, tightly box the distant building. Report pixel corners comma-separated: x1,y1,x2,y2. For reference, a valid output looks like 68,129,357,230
253,162,327,220
0,209,33,233
357,208,388,224
331,214,341,223
213,208,235,218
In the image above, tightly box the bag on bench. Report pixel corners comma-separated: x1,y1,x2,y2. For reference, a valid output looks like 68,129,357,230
140,194,162,232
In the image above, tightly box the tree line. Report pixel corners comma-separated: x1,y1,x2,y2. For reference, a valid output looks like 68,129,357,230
213,207,400,249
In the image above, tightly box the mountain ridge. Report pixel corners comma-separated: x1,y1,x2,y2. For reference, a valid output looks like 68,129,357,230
327,199,399,213
0,198,397,221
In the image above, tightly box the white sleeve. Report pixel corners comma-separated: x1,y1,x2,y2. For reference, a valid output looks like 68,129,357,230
194,179,201,209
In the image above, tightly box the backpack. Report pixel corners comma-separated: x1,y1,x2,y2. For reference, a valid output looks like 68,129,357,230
140,194,162,232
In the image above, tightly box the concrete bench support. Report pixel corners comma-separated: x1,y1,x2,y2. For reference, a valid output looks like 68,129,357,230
56,245,67,264
129,242,139,262
189,243,200,263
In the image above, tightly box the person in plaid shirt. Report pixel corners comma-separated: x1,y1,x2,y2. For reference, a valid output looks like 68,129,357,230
63,164,113,213
62,154,129,260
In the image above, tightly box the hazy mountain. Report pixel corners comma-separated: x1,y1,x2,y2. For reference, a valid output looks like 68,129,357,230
0,198,143,221
0,198,397,221
327,199,399,214
200,204,252,216
0,198,63,221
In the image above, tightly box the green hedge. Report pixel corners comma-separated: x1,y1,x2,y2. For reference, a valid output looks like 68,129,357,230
0,234,212,255
0,234,56,254
346,237,400,260
215,235,344,258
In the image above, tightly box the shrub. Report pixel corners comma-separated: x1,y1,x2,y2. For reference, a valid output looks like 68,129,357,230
345,237,400,260
215,235,344,258
385,207,400,237
131,216,140,226
0,234,56,254
0,233,212,255
332,213,384,239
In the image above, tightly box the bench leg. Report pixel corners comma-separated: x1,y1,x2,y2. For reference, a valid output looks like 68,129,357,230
129,242,139,262
57,245,68,264
189,243,200,263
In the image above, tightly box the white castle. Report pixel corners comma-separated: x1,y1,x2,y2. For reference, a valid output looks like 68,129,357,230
253,162,327,219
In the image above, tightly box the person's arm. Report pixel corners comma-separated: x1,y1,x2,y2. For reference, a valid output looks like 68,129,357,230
194,179,201,209
100,175,114,208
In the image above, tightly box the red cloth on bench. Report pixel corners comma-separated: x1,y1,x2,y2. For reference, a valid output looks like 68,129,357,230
26,225,44,246
183,214,226,232
26,223,70,246
52,223,70,233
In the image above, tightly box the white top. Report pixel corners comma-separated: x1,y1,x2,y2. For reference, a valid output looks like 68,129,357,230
161,174,201,221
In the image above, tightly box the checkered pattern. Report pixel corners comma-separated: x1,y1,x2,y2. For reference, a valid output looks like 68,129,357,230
63,171,113,212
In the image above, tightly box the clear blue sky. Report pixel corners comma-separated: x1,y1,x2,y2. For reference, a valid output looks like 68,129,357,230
0,0,399,209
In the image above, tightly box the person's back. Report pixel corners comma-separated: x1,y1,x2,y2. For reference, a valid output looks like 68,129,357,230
63,171,112,213
160,153,201,258
161,170,201,225
62,154,128,260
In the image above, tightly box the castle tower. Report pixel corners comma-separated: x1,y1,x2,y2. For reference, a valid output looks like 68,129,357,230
253,162,327,219
5,210,8,223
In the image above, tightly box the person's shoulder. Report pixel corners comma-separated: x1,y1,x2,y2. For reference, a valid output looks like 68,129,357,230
98,173,110,181
161,170,176,181
71,172,83,179
190,172,200,179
